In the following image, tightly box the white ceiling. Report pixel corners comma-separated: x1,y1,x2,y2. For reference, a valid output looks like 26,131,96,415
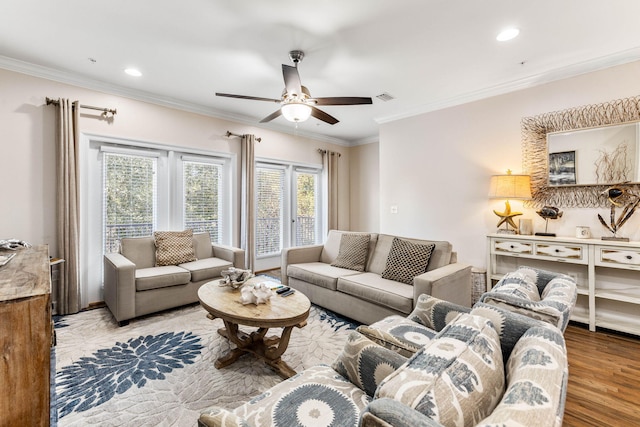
2,0,640,145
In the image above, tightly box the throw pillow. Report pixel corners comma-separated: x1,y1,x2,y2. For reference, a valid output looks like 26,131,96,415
381,238,435,284
492,271,540,302
331,233,371,271
154,229,197,266
332,331,407,397
376,313,505,427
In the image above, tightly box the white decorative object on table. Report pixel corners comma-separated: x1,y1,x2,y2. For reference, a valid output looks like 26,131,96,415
219,267,254,289
240,282,273,305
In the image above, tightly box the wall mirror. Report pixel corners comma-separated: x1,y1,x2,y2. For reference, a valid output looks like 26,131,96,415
522,95,640,208
547,122,640,186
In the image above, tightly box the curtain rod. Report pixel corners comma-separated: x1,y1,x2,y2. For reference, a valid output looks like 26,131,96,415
46,97,117,117
225,131,261,142
317,149,341,157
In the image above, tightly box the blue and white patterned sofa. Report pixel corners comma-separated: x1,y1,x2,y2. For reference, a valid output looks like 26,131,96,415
198,293,569,427
478,266,577,332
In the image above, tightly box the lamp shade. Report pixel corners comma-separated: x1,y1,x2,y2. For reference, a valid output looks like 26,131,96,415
281,103,312,122
488,171,532,200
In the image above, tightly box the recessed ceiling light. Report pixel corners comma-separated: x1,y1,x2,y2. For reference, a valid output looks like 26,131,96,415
496,28,520,42
124,68,142,77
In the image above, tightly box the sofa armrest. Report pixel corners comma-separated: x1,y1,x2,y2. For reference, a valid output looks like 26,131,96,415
413,262,472,307
103,253,136,324
211,244,246,269
280,244,324,285
198,407,243,427
360,398,444,427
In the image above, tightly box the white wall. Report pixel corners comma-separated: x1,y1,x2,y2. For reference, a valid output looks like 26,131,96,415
0,67,351,304
348,141,380,232
378,60,640,268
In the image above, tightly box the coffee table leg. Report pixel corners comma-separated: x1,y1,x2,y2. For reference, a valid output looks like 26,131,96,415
214,321,305,379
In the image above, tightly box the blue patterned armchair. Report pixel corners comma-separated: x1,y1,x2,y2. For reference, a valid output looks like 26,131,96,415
198,295,569,427
478,266,577,332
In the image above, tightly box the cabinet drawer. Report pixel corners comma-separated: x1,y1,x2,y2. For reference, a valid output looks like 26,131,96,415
535,243,586,263
493,240,533,255
596,247,640,268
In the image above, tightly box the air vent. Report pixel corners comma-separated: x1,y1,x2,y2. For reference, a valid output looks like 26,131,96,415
376,92,395,102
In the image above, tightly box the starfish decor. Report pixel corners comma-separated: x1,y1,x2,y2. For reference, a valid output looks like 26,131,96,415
493,200,523,231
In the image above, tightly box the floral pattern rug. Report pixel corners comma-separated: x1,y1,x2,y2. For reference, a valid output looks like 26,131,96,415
54,302,358,426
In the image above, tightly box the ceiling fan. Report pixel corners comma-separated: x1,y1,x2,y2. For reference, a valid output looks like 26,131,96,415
216,50,373,125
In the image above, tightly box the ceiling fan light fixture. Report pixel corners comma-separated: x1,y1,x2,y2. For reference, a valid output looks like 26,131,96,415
281,102,312,123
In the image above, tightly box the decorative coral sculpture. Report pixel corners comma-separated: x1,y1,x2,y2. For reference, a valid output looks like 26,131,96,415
598,185,639,241
240,283,273,305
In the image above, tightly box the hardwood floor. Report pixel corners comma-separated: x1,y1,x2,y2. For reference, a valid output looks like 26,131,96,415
261,270,640,425
563,323,640,426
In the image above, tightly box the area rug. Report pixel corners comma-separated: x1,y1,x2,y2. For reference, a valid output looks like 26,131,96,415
54,302,359,426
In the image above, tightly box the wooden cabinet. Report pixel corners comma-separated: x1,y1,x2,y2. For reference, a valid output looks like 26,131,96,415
487,234,640,336
0,245,52,425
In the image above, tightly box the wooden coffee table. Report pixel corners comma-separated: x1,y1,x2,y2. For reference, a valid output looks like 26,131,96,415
198,278,311,379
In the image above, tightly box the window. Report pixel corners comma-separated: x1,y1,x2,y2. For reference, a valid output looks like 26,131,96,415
84,136,233,306
255,162,322,261
182,159,223,242
256,165,285,257
102,153,157,254
294,169,320,247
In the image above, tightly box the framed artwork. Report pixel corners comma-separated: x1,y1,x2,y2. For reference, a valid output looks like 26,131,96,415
548,151,576,186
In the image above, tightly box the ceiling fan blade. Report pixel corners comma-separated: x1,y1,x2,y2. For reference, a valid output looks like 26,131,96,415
216,92,280,103
313,97,373,106
259,109,283,123
282,65,302,97
310,106,339,125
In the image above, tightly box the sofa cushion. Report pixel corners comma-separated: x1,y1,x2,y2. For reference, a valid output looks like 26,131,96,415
230,364,371,426
331,233,371,272
154,230,197,266
135,266,191,291
357,315,437,357
337,272,414,314
381,237,435,284
288,262,361,291
193,232,213,260
332,331,407,397
368,234,452,275
376,313,505,427
120,236,156,269
179,257,232,282
320,230,379,269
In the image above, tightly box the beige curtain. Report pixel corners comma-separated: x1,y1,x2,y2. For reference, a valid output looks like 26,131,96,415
321,150,341,230
241,134,256,271
55,99,81,314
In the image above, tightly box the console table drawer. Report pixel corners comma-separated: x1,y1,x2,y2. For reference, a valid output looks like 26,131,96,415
596,247,640,268
535,243,586,263
493,240,533,255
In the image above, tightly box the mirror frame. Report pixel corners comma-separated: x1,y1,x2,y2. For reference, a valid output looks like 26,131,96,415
522,95,640,208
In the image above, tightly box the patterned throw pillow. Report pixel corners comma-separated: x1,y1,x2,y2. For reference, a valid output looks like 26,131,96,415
331,233,371,271
381,238,435,284
332,331,407,397
376,313,505,427
492,271,540,302
154,230,197,266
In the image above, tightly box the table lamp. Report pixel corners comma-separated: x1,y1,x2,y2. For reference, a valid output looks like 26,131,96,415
488,170,532,234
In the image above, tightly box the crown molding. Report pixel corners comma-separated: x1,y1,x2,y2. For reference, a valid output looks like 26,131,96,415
0,55,352,147
375,46,640,125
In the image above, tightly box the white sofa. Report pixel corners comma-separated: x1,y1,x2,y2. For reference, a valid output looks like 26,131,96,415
104,232,244,326
281,230,472,324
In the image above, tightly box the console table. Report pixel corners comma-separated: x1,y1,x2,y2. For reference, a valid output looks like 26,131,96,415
0,245,52,425
487,233,640,335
